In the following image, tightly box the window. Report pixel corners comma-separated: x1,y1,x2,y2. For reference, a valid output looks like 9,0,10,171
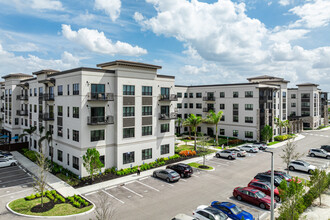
161,124,169,133
67,128,70,139
34,105,37,113
233,115,239,122
184,114,188,119
49,125,53,134
73,83,79,95
15,118,19,125
73,156,79,170
282,91,286,97
123,152,134,164
29,89,32,96
161,144,170,155
245,91,253,98
67,154,70,165
189,93,193,98
177,103,182,109
233,104,239,110
245,104,253,110
142,126,152,136
34,88,37,96
123,107,135,117
67,84,70,95
142,148,152,160
196,103,202,109
220,92,225,98
245,117,253,123
177,92,182,98
67,106,70,117
123,85,135,95
142,106,152,116
291,94,296,99
58,106,63,116
301,93,310,98
99,155,105,167
142,86,152,96
220,115,225,121
220,129,225,135
39,87,43,96
233,91,239,98
123,128,134,138
58,85,63,96
233,130,238,137
73,130,79,142
189,103,193,108
245,131,253,138
184,93,188,98
196,93,202,98
57,150,63,162
184,103,188,109
91,130,105,142
291,103,296,107
58,126,63,137
34,140,37,149
220,104,225,110
73,107,79,118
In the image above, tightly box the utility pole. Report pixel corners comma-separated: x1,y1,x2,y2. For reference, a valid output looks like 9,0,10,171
265,150,275,220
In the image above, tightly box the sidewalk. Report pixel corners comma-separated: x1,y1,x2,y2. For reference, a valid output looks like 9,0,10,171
12,151,80,197
266,134,305,149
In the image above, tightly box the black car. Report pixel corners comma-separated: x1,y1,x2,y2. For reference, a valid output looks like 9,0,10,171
321,145,330,153
166,163,193,178
254,173,283,187
0,151,12,157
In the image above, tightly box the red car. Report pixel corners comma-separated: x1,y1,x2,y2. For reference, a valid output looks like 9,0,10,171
265,170,302,184
233,187,276,210
248,179,280,202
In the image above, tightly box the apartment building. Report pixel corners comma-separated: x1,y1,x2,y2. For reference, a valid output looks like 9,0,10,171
0,60,176,177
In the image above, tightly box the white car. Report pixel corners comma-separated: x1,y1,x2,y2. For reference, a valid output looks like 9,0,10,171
228,148,247,157
0,153,14,160
289,160,316,174
216,150,237,160
0,158,17,168
308,148,330,159
172,213,196,220
239,145,259,153
193,205,230,220
253,143,267,150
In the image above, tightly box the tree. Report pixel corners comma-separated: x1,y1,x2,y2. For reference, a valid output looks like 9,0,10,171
94,191,115,220
278,178,305,220
203,110,223,146
83,148,104,182
197,134,209,166
182,114,203,151
308,169,327,206
280,138,302,174
275,117,290,135
261,125,273,144
175,117,184,134
39,130,53,163
19,126,37,150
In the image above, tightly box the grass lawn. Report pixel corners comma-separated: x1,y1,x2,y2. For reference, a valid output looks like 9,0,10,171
175,145,216,155
268,141,280,146
8,197,93,216
188,162,213,170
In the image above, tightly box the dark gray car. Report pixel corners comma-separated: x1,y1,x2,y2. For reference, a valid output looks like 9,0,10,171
153,169,180,182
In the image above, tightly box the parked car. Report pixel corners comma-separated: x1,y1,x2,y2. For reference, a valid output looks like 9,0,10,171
216,150,237,160
321,145,330,153
288,160,316,174
172,213,196,220
253,173,284,187
248,179,281,202
153,169,180,182
0,153,14,160
193,205,229,220
166,163,193,178
211,201,254,220
228,148,247,157
239,145,259,153
253,143,267,150
233,187,275,210
0,158,17,168
308,148,330,159
0,150,13,157
265,170,302,184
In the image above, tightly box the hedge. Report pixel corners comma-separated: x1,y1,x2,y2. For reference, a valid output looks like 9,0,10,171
274,134,291,141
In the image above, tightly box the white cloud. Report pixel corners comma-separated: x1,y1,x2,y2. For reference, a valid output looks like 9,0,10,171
94,0,121,22
269,28,309,43
61,24,147,56
289,0,330,28
6,42,39,52
278,0,290,6
6,0,63,11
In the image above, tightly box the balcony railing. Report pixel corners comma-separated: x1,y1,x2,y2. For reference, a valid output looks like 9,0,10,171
16,110,28,116
87,92,114,101
16,94,28,100
159,94,178,101
159,112,177,120
38,94,44,101
39,113,54,121
43,93,55,101
0,95,4,100
203,107,215,112
87,115,114,125
203,96,216,101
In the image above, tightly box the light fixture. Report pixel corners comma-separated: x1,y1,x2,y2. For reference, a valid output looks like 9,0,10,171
86,81,89,86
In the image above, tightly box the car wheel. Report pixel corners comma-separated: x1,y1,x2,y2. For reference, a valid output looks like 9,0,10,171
249,150,253,153
310,153,315,157
180,173,184,178
308,169,313,174
228,156,232,160
166,178,170,183
259,203,266,209
216,154,220,158
237,195,242,201
326,155,330,159
153,173,157,178
289,166,295,171
275,195,280,203
10,163,16,166
238,153,241,157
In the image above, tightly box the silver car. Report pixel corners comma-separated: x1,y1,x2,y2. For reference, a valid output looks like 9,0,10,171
228,148,247,157
216,150,237,160
153,169,180,182
253,143,267,150
308,148,330,159
239,145,259,153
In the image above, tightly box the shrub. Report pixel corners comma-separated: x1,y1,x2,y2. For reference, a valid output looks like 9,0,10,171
67,196,74,203
73,201,81,208
169,154,180,160
25,194,36,200
228,139,243,146
104,168,111,174
179,150,196,157
82,201,89,206
274,134,291,141
24,151,38,162
35,193,41,198
46,193,54,200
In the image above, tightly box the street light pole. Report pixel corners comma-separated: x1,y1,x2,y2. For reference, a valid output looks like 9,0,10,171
265,150,275,220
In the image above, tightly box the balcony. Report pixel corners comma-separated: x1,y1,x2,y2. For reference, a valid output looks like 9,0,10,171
159,112,177,120
39,113,54,121
87,115,114,125
38,94,44,101
16,94,28,101
0,107,3,112
159,94,178,101
203,107,215,112
43,93,55,101
203,96,216,101
16,110,28,116
0,95,3,100
87,92,114,101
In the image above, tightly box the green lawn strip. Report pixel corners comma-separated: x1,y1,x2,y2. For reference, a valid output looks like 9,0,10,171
175,145,216,155
188,162,213,170
9,198,93,216
267,141,280,146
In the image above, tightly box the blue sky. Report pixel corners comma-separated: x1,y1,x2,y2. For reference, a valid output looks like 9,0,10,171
0,0,330,91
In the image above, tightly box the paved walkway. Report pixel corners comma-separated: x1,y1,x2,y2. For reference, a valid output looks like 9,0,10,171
11,151,80,197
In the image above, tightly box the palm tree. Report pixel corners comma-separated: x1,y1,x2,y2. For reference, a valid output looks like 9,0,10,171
203,110,223,146
39,130,53,163
19,126,37,150
182,114,202,151
37,126,45,153
175,118,184,134
275,117,290,135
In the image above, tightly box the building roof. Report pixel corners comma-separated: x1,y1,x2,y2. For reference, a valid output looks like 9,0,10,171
33,69,59,75
2,73,33,79
175,82,260,88
296,83,319,87
96,60,162,70
157,74,175,79
49,67,115,77
247,75,284,81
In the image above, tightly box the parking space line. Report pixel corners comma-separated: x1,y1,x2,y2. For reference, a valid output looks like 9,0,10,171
101,190,125,204
259,212,269,219
191,174,199,178
122,186,143,198
227,197,267,212
0,189,32,198
180,179,187,182
105,186,117,190
136,181,160,192
207,160,230,166
0,173,27,179
139,177,148,181
0,169,24,175
0,166,19,172
85,191,98,196
0,177,32,184
124,181,136,185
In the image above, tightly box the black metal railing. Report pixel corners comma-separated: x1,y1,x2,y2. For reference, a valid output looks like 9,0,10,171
16,110,28,116
203,96,216,101
16,94,29,100
87,116,114,125
43,93,55,101
203,107,215,112
87,92,114,101
39,113,54,121
159,94,178,101
159,112,177,120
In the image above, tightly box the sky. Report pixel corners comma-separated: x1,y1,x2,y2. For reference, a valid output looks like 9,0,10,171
0,0,330,91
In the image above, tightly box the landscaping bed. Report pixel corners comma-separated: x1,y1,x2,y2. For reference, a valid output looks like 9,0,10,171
188,162,213,170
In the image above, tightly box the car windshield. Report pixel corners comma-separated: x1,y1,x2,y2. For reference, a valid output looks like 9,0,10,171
282,173,292,179
300,161,310,166
320,149,327,154
169,171,177,175
230,206,242,215
214,213,227,220
255,191,266,198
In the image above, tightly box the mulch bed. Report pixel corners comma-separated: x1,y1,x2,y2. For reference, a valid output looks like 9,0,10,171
30,201,54,213
198,165,210,169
